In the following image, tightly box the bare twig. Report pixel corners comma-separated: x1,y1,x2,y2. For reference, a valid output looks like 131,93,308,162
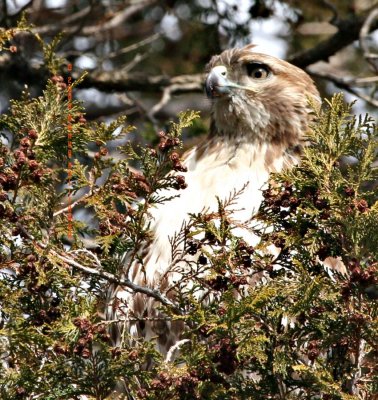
34,5,93,35
149,81,205,117
82,1,156,36
78,70,205,94
319,0,339,24
309,70,378,108
53,192,92,217
71,248,102,268
17,224,183,314
58,251,183,314
123,52,149,73
308,70,378,86
290,11,378,68
107,33,161,59
359,8,378,73
34,1,157,37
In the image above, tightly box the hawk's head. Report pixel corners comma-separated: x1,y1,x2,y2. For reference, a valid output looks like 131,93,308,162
205,44,320,148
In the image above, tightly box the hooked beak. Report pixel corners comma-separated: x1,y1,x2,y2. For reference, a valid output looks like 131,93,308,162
205,65,232,99
205,65,252,99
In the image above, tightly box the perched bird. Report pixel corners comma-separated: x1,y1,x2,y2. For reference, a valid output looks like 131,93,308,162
106,44,320,355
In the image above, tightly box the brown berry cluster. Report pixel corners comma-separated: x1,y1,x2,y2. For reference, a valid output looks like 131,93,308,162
53,342,70,356
173,174,187,190
51,75,67,90
212,259,249,289
263,182,332,223
269,232,286,250
234,240,254,268
31,306,61,327
94,146,108,160
342,186,370,214
204,250,250,292
307,339,321,361
341,260,377,299
112,171,151,197
72,318,110,358
17,254,63,326
17,255,53,293
186,238,201,255
150,371,199,398
98,211,130,236
130,171,151,195
158,130,180,152
0,129,49,191
15,387,28,398
191,360,219,383
169,152,187,172
211,337,238,374
100,172,156,236
110,173,138,199
352,198,369,213
262,182,300,214
207,275,229,291
343,186,355,197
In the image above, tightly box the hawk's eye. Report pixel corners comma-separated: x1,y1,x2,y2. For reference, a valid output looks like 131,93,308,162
246,63,270,79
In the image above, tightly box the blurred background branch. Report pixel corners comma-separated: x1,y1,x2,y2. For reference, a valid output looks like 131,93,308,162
0,0,377,140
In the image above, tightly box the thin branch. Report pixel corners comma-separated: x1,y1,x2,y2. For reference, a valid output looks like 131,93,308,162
71,248,102,268
34,0,157,37
148,86,174,118
290,11,378,68
82,1,156,36
149,81,205,117
123,52,149,73
309,70,378,108
33,5,93,35
107,33,161,59
17,224,183,315
77,70,205,94
53,192,92,217
57,251,183,314
319,0,339,25
308,70,378,86
359,7,378,73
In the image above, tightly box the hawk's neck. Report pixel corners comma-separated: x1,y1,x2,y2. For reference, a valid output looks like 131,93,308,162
197,122,301,173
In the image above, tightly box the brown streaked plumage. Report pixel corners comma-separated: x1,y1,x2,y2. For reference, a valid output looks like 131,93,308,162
106,44,320,356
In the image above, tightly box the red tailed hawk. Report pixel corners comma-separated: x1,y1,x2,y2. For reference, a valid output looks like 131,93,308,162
107,44,320,355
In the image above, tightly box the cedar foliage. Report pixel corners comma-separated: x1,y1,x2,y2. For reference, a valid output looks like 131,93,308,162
0,29,377,400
